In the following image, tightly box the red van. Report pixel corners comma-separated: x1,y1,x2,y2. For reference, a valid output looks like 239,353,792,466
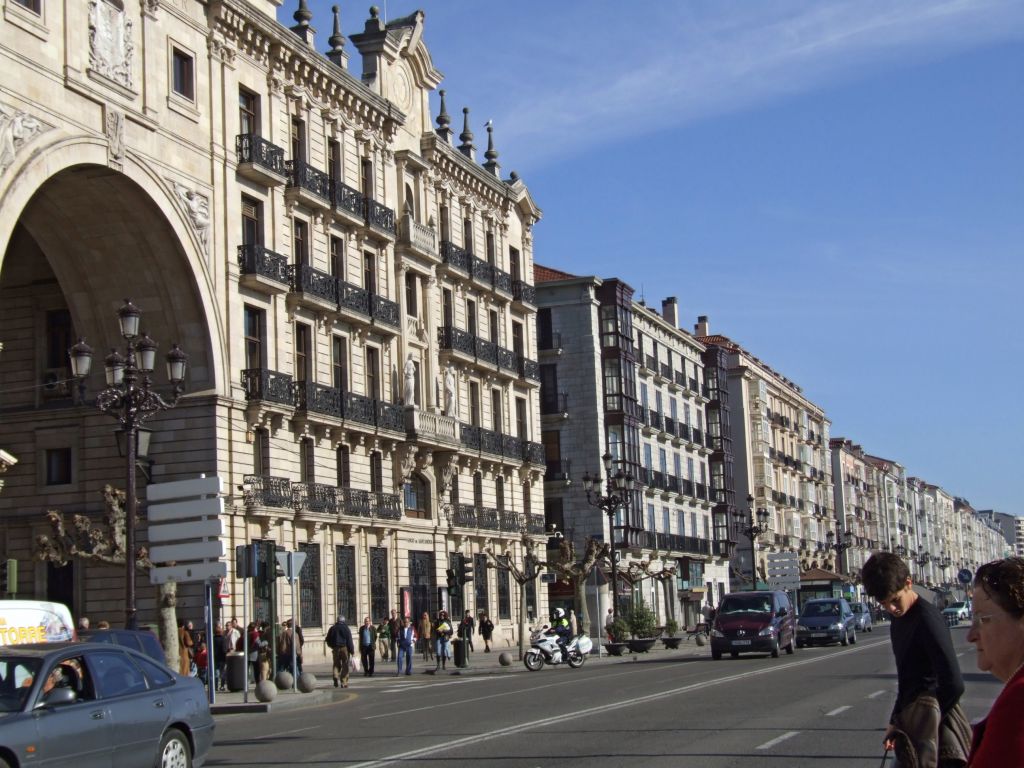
710,590,797,660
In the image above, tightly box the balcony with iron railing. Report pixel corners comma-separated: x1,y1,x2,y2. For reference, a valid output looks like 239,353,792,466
242,368,295,407
438,326,539,382
289,263,339,311
235,134,286,185
440,240,471,273
460,423,544,466
285,159,332,211
364,198,396,236
238,244,290,294
545,459,571,482
512,280,536,306
241,474,293,508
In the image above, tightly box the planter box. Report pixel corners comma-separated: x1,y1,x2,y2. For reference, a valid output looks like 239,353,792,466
627,638,659,653
603,642,629,656
661,636,682,649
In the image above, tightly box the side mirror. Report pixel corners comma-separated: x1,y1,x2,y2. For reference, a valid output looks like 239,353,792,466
776,608,788,617
36,686,77,709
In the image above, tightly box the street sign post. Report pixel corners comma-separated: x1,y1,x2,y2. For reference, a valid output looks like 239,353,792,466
766,552,801,593
275,551,306,690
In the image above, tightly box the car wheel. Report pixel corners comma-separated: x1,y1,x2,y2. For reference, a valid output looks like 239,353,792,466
158,728,191,768
840,630,849,647
850,629,857,645
712,649,722,660
0,756,12,768
785,638,795,655
770,639,780,658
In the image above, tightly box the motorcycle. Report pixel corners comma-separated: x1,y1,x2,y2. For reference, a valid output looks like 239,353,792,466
523,627,593,671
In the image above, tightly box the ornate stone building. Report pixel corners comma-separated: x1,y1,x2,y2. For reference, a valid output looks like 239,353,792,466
0,0,547,655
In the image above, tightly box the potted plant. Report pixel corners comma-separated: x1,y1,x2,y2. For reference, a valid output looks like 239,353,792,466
626,601,660,653
603,617,630,656
661,618,681,649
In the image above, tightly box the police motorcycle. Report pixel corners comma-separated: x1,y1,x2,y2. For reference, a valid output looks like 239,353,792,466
523,615,593,671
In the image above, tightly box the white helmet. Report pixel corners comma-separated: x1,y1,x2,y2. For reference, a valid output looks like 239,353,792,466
552,608,565,620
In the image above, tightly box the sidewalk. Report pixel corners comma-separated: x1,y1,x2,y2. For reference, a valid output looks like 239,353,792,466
208,638,711,714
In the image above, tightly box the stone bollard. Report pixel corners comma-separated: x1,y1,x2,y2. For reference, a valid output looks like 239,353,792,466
274,670,294,690
255,680,277,702
498,651,513,667
297,672,317,693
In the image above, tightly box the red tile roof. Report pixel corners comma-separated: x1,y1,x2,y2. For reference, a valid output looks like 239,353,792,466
534,263,578,282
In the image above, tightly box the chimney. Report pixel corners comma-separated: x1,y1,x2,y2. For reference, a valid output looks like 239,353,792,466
694,315,710,337
661,297,678,328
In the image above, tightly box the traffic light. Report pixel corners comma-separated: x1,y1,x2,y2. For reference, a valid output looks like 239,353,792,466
461,560,474,586
445,568,458,590
0,559,17,596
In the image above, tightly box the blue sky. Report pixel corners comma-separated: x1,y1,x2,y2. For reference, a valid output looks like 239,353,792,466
287,1,1024,514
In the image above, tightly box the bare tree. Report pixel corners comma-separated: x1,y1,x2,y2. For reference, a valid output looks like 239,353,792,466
34,484,180,669
484,534,545,660
622,557,678,624
544,536,609,637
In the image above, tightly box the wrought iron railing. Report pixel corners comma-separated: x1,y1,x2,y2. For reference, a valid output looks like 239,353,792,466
438,326,476,356
242,368,295,406
370,295,400,327
492,267,512,294
293,482,338,515
290,263,338,304
242,474,292,508
524,515,545,535
343,392,376,426
339,281,370,315
364,198,395,234
377,400,405,432
476,338,498,365
295,380,343,417
512,280,536,305
332,180,364,219
451,503,478,528
440,240,471,272
235,134,285,176
285,160,331,202
238,244,290,285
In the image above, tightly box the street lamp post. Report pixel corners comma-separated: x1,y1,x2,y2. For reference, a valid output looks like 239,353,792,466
734,495,770,591
69,299,187,630
825,529,852,574
581,452,634,625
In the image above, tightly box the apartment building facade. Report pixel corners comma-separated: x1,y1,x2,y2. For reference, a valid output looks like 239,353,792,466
0,0,547,654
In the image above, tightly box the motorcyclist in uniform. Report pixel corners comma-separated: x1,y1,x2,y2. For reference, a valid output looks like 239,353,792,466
547,608,572,662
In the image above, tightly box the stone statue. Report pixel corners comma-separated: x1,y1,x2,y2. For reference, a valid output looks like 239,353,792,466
444,365,458,417
403,354,416,406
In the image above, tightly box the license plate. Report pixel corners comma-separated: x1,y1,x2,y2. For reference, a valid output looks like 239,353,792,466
811,632,828,638
732,639,752,646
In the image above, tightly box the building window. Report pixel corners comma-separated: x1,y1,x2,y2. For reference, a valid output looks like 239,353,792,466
545,497,564,533
540,364,559,414
290,117,305,161
495,476,505,512
298,542,322,628
293,219,308,266
330,236,344,280
365,346,379,400
488,310,499,345
253,428,269,475
486,231,495,265
328,139,341,185
13,0,42,13
294,322,310,383
45,308,72,371
331,336,348,392
370,452,383,493
404,475,429,519
473,472,483,508
463,217,473,252
44,447,72,485
469,382,480,427
497,566,511,620
537,308,553,349
335,545,356,623
363,251,376,294
515,397,528,439
299,439,313,483
369,547,388,622
239,88,259,135
243,305,264,370
474,553,489,614
405,272,417,317
491,389,502,433
172,48,194,100
361,157,374,198
241,197,262,246
509,246,520,281
336,445,350,487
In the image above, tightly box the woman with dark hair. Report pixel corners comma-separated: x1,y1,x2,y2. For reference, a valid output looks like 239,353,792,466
965,557,1024,767
861,551,969,767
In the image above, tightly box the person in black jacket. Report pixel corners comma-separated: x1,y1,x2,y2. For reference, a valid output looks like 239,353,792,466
325,617,354,688
863,552,967,765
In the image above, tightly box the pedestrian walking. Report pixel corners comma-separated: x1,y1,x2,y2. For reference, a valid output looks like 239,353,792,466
459,610,475,652
479,613,494,652
257,622,272,682
77,616,90,632
434,610,453,670
419,611,434,662
377,618,391,661
604,608,615,642
388,609,400,661
359,617,377,677
964,557,1024,767
396,615,415,676
569,608,579,636
862,552,969,767
178,619,195,677
276,621,295,675
325,616,354,688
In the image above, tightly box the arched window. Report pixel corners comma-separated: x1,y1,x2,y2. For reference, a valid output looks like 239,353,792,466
404,474,429,519
404,183,415,218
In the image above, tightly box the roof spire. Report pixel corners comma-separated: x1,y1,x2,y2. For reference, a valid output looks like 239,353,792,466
458,107,475,159
435,89,452,143
291,0,316,47
326,5,348,68
483,120,500,175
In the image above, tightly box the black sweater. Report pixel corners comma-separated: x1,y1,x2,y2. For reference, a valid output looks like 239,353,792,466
889,596,964,722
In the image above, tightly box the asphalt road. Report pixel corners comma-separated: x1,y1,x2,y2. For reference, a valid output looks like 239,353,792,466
206,625,999,767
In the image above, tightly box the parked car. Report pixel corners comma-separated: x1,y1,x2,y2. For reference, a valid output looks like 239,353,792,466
942,601,971,624
0,641,214,767
850,602,874,632
79,628,166,664
797,598,857,647
710,590,797,660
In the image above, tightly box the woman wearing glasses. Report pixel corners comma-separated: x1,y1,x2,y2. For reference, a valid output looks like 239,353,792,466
965,557,1024,767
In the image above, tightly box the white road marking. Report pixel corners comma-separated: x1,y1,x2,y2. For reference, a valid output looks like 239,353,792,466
347,639,888,767
868,690,887,699
252,725,319,740
757,731,800,750
826,705,851,716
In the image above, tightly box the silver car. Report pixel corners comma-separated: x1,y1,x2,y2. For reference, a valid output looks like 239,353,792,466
0,642,214,768
850,602,874,632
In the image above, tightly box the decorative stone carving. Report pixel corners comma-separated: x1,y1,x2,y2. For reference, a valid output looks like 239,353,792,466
0,103,49,175
89,0,134,90
104,109,125,165
170,180,210,254
140,0,159,17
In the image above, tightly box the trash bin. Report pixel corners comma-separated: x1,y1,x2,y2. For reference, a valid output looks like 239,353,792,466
452,638,468,668
226,652,247,692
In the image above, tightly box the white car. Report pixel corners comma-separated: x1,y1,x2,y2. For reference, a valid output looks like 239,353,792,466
942,601,971,623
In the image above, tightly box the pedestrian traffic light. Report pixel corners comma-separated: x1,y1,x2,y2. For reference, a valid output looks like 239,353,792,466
0,559,17,596
445,568,458,590
461,560,474,586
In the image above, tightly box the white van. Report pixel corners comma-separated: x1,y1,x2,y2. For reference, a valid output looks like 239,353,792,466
0,600,76,645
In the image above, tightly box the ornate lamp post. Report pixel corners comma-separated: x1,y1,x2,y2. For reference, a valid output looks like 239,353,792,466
69,299,187,629
825,529,852,574
938,553,953,586
733,495,770,591
581,452,634,625
914,550,931,583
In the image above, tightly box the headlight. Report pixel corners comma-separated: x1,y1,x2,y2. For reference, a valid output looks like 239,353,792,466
711,629,724,638
758,626,776,637
831,622,845,631
797,625,808,632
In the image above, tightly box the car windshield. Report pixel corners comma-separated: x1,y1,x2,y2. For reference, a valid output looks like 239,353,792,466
851,604,864,614
0,657,43,712
803,602,841,617
949,602,966,610
719,595,773,614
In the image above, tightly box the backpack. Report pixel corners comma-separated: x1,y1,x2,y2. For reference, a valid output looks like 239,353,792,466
325,624,338,649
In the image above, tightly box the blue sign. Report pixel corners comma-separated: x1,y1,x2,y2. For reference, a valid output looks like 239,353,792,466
957,568,973,585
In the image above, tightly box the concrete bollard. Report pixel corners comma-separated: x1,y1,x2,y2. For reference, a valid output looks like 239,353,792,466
498,651,513,667
297,672,317,693
255,680,277,702
274,670,294,690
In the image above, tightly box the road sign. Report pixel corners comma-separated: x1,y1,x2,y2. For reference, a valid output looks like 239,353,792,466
149,540,224,564
957,568,973,585
276,551,307,584
150,561,226,585
540,572,556,584
145,475,223,502
766,552,800,591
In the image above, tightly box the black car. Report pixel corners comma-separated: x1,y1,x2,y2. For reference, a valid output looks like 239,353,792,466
797,598,857,647
78,628,166,664
0,641,214,767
